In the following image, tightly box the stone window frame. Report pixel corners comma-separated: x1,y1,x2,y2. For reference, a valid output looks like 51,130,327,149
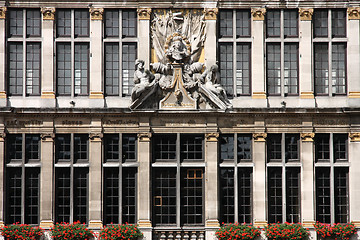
103,9,138,97
314,133,349,224
218,9,252,97
55,9,90,97
266,133,301,223
5,133,41,225
102,133,138,225
54,133,89,224
265,9,299,97
313,9,347,96
7,8,42,97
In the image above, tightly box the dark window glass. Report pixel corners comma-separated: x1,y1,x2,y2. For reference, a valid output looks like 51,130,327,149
286,167,300,223
74,134,88,163
334,167,349,223
56,43,72,96
181,168,203,225
74,10,89,37
7,134,22,162
105,10,119,37
122,134,136,162
220,135,234,162
333,134,348,162
220,168,235,223
219,43,233,96
238,168,252,223
122,167,137,224
181,135,203,161
314,10,328,38
25,134,40,162
74,43,89,95
236,44,251,95
122,10,137,37
104,168,119,224
73,168,88,223
122,43,136,96
332,43,346,95
6,168,22,224
268,167,282,223
55,168,71,223
26,43,41,95
267,44,281,95
25,168,40,224
332,10,346,37
284,44,298,95
284,10,298,37
55,134,71,162
237,134,252,162
314,43,329,95
104,134,119,162
57,10,71,37
315,134,330,162
8,42,23,96
285,134,299,162
219,10,233,37
236,10,250,37
266,10,280,37
9,9,23,37
26,9,41,37
267,134,282,162
316,167,331,223
105,43,119,96
154,134,177,162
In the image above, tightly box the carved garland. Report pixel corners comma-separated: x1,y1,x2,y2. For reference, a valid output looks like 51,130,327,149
251,8,266,21
299,8,314,21
253,133,267,142
203,8,218,20
348,7,360,20
300,133,315,142
137,8,151,20
0,7,7,19
89,8,104,21
41,7,56,20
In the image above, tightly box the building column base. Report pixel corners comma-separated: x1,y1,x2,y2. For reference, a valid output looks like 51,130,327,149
302,220,315,227
254,221,267,227
88,220,103,229
205,219,220,227
39,220,53,229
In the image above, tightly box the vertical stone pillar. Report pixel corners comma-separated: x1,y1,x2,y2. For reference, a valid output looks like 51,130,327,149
41,8,56,99
0,7,7,104
252,133,267,227
88,132,103,229
39,133,54,229
137,132,152,239
300,133,315,227
137,9,151,68
89,8,104,99
251,8,266,99
347,8,360,100
299,9,314,99
203,8,218,68
349,133,360,226
0,132,5,227
205,132,219,240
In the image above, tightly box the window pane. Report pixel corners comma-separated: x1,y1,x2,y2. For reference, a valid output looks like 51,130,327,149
104,134,119,162
180,135,203,161
56,43,72,95
333,134,348,162
236,10,250,37
219,10,233,37
267,134,282,162
6,168,22,224
284,10,298,37
26,9,41,37
25,168,40,224
238,168,252,223
55,168,71,223
268,167,282,223
122,43,137,96
153,134,177,162
123,134,136,162
334,167,349,223
105,10,119,37
314,10,328,38
286,167,300,223
57,9,71,37
25,134,40,162
220,168,235,224
9,9,23,37
236,44,251,95
285,134,299,162
267,44,281,95
219,43,233,96
74,9,89,37
26,43,41,95
314,43,329,95
316,167,331,223
105,43,119,95
74,134,88,163
55,134,71,162
315,134,330,162
220,135,234,162
332,10,346,37
284,44,298,95
7,134,22,162
8,43,23,96
104,168,119,224
266,10,280,37
332,43,346,94
73,168,88,223
122,10,137,37
74,43,89,95
122,168,137,224
237,134,252,162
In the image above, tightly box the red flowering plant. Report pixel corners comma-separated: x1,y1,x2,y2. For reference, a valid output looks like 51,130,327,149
0,224,44,240
314,222,357,240
215,223,261,240
51,221,93,240
99,224,143,240
264,222,310,240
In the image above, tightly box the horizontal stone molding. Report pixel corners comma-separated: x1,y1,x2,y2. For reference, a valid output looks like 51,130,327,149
137,220,152,227
39,220,53,229
254,221,267,227
252,92,267,99
349,91,360,98
88,220,103,229
41,91,55,99
205,219,220,227
300,91,314,99
41,133,55,141
0,91,6,98
89,91,104,99
302,220,315,227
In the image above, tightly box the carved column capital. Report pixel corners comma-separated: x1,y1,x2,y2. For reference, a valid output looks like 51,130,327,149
89,133,103,141
205,132,219,142
349,132,360,142
348,7,360,20
251,8,266,21
137,8,151,20
138,132,152,142
301,133,315,142
0,132,6,142
89,8,104,21
253,133,267,142
41,133,55,141
41,7,56,20
0,7,7,19
203,8,218,20
299,8,314,21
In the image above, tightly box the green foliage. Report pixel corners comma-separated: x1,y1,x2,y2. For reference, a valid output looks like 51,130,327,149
215,223,261,240
0,224,44,240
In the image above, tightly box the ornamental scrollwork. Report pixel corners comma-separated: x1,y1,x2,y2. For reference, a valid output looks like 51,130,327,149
89,8,104,20
253,133,267,142
300,133,315,142
251,8,266,21
349,132,360,142
205,132,219,142
348,7,360,20
0,7,7,19
138,132,152,142
89,133,103,141
137,8,151,20
299,8,314,21
41,7,56,20
203,8,218,20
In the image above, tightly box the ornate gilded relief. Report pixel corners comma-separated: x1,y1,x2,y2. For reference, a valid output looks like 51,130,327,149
138,8,151,20
41,7,55,20
348,7,360,20
251,8,266,21
89,8,104,20
0,7,7,19
299,8,314,21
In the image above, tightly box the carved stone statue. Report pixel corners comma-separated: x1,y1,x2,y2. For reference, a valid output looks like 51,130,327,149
166,35,190,63
131,59,156,102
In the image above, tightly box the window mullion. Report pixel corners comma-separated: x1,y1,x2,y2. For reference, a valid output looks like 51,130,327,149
71,10,75,98
328,10,333,96
232,10,237,97
70,133,74,223
329,133,335,224
281,133,286,223
21,133,25,224
280,11,285,97
176,133,181,227
119,10,123,97
119,133,123,224
22,11,26,97
234,134,239,222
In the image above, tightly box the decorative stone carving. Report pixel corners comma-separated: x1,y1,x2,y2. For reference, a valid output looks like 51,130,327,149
41,7,55,20
348,7,360,20
89,133,103,141
349,132,360,142
0,91,6,98
89,8,104,20
251,8,266,21
301,133,315,142
299,8,314,21
137,8,151,20
0,132,6,142
253,133,267,142
0,7,7,19
203,8,218,20
138,132,152,142
41,133,55,141
205,132,219,142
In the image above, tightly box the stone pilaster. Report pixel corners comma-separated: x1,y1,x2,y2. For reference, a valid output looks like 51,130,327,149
137,8,151,68
203,8,218,68
39,133,54,229
252,133,267,227
41,7,56,99
89,8,104,99
0,132,5,227
299,9,314,99
349,132,360,224
251,8,266,99
300,132,315,226
88,132,103,229
0,7,6,103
